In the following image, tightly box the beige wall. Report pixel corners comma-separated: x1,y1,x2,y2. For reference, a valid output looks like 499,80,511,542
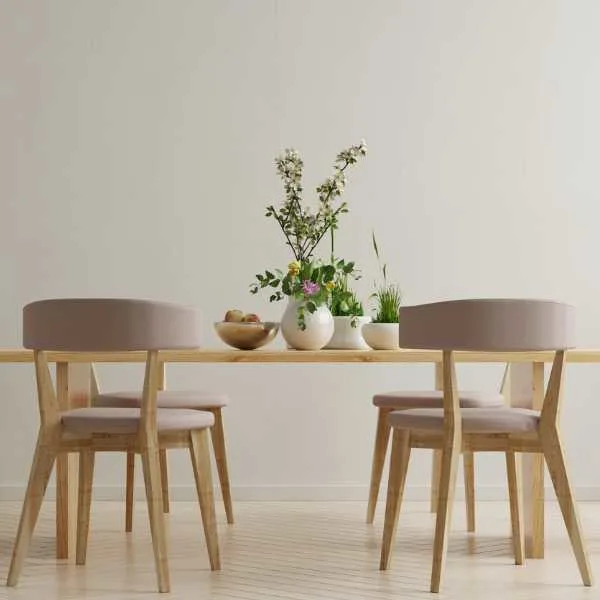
1,1,600,500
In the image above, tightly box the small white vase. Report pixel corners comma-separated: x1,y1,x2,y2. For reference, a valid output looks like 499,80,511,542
361,322,400,350
281,299,334,351
324,316,372,349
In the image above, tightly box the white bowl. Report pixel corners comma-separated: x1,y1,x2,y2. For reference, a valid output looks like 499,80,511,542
361,322,400,350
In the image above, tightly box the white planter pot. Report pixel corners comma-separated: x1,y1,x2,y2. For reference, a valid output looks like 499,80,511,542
281,300,334,351
324,316,372,349
361,322,400,350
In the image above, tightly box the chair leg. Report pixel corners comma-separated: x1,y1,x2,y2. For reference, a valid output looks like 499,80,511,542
430,439,461,593
505,451,524,565
7,434,57,587
190,429,221,571
430,450,442,513
125,451,135,533
541,428,593,586
367,408,391,524
463,451,475,533
210,409,234,524
379,429,411,570
159,449,170,514
76,450,95,566
141,447,170,593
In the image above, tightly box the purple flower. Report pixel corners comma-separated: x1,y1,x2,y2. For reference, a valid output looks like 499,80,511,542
302,280,320,296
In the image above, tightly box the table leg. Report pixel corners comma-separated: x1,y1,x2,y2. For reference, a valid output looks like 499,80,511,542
56,362,91,560
509,362,545,558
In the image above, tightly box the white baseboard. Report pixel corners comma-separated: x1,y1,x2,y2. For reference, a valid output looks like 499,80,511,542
1,484,599,502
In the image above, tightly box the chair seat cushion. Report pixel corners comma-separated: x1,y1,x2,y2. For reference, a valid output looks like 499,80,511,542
388,407,540,434
94,390,228,410
61,407,215,435
373,390,504,409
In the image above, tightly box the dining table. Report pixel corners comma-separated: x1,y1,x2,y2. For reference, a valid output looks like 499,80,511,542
1,346,600,563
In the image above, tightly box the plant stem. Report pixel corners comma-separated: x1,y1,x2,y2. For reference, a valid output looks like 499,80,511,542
330,228,335,263
273,210,300,261
288,193,305,258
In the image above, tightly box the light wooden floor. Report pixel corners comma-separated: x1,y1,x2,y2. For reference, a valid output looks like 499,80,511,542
0,500,598,599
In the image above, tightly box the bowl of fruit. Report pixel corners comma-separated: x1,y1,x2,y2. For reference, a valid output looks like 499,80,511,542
214,310,279,350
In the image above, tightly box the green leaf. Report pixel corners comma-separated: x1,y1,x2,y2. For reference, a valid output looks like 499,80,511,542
372,230,380,260
322,265,335,281
306,301,317,313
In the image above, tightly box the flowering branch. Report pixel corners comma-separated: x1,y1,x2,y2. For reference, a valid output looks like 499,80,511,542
265,141,367,263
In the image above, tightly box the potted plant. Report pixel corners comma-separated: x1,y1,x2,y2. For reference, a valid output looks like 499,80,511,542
362,233,402,350
324,233,371,349
250,141,367,350
263,258,337,350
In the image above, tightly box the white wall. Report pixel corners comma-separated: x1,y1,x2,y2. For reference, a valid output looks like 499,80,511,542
1,0,600,500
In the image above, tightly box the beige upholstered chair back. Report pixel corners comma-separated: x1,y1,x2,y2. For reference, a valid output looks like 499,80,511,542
23,298,202,351
398,299,575,352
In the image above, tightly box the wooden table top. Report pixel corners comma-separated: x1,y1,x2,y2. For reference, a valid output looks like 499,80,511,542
1,348,600,364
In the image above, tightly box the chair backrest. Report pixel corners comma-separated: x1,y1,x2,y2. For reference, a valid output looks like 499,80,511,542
23,298,202,351
398,299,574,351
399,299,573,433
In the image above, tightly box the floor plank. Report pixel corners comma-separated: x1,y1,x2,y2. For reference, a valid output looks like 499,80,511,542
0,500,597,599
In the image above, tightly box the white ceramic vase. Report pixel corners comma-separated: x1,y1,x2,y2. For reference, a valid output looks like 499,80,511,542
361,322,400,350
324,316,372,349
281,299,334,351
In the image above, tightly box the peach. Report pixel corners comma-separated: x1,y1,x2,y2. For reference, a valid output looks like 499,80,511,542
242,313,261,323
224,309,244,323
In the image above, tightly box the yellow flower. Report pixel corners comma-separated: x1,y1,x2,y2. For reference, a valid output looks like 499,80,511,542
325,281,335,291
288,261,300,276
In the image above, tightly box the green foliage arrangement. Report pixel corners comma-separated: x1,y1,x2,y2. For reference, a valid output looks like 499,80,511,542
329,259,364,322
251,259,336,330
327,229,364,325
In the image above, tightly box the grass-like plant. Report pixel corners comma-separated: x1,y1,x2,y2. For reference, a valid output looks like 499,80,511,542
370,232,402,323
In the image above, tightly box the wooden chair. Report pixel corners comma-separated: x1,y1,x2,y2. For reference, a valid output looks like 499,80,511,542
367,381,507,527
379,299,592,593
7,299,221,593
91,364,233,529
